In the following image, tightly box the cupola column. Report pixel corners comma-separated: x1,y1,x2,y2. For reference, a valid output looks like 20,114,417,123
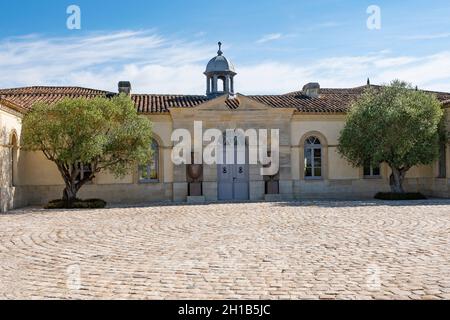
224,75,230,92
206,76,211,95
212,75,218,92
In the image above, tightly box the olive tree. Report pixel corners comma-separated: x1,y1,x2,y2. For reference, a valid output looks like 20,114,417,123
338,80,443,193
22,94,153,206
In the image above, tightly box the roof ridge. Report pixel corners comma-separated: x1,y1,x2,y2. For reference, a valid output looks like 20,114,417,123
282,86,377,96
0,85,110,90
2,84,449,115
131,93,207,98
0,86,113,95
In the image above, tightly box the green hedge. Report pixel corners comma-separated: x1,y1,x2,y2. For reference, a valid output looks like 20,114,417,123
45,199,107,209
374,192,427,201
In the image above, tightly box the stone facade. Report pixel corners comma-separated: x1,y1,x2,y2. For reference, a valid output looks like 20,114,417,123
1,46,449,211
1,98,449,212
0,104,27,212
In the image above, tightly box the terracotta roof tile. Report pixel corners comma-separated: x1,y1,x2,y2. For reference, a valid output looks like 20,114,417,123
0,86,110,95
248,88,366,113
132,94,208,113
1,85,449,115
0,86,113,111
248,86,450,113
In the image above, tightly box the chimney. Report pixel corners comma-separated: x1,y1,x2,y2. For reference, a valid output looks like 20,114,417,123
302,82,320,98
118,81,131,95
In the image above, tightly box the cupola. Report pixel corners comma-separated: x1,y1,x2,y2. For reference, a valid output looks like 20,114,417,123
204,42,237,98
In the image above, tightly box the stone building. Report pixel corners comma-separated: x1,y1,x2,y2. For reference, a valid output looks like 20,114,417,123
1,44,450,211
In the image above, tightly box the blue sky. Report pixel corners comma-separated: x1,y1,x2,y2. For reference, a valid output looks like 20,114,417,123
1,0,450,94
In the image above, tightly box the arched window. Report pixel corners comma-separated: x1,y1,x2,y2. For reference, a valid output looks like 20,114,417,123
139,139,159,182
304,136,322,179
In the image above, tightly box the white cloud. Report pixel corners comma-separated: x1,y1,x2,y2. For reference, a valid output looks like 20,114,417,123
0,31,212,93
376,52,450,89
256,33,284,44
0,31,449,95
402,33,450,40
238,51,450,93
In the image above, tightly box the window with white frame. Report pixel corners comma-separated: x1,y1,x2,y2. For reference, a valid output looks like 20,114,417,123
363,161,381,178
75,162,93,183
139,139,159,182
304,136,322,179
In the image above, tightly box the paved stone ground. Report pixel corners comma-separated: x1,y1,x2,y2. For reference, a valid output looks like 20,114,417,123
1,200,450,300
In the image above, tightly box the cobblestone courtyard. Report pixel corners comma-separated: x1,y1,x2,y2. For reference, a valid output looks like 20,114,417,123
1,200,450,300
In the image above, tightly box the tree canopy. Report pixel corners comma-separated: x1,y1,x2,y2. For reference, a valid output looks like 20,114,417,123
338,80,444,193
22,94,153,205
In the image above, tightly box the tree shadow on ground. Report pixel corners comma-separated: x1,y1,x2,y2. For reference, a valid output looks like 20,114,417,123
269,198,450,208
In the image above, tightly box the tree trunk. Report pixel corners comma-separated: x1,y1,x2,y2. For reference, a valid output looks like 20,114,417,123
55,162,96,208
389,167,406,194
62,183,79,208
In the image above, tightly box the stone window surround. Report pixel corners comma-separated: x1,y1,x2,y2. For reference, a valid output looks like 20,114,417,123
358,164,387,180
304,136,323,180
363,162,382,179
298,131,329,181
75,162,94,184
437,142,448,179
298,131,392,182
8,130,19,188
136,134,164,184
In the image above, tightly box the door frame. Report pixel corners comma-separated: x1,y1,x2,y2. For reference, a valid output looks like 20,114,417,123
217,137,250,201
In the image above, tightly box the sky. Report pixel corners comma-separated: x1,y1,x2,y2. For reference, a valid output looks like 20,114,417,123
0,0,450,94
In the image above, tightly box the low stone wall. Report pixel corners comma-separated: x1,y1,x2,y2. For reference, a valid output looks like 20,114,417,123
293,178,449,200
423,178,450,198
2,177,449,211
16,183,173,207
293,179,389,200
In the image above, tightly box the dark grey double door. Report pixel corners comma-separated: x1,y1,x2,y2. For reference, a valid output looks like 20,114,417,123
217,145,249,201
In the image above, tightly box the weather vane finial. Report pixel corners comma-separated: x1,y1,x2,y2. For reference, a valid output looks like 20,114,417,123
217,41,223,56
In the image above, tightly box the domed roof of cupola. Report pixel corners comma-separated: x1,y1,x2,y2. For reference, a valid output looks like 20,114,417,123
205,42,236,74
